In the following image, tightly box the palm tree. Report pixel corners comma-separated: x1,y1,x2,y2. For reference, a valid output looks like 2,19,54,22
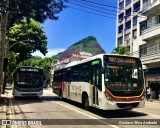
111,46,130,55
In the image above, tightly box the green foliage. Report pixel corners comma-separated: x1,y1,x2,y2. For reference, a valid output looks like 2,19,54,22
111,46,130,55
58,36,105,60
9,20,47,63
68,36,97,49
3,0,67,86
7,52,19,83
8,0,67,28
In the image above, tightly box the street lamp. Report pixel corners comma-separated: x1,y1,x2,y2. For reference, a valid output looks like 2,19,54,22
9,40,35,50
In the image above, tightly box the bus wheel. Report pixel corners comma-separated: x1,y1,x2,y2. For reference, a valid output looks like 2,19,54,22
82,96,90,110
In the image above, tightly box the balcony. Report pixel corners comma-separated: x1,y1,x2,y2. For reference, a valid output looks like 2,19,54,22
140,43,160,65
141,23,160,41
142,0,160,16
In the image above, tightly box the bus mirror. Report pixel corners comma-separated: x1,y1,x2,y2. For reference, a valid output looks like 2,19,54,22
43,76,45,80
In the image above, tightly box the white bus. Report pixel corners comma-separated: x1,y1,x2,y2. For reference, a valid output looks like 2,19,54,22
52,54,145,110
13,66,45,97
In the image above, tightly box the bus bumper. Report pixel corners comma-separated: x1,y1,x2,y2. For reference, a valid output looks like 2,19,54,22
101,99,145,110
13,89,43,97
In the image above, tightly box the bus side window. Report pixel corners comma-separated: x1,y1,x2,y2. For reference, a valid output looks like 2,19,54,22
66,68,71,82
72,66,80,81
80,63,89,82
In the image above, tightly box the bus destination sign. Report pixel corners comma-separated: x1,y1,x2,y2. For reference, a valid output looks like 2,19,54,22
105,56,136,64
19,68,39,72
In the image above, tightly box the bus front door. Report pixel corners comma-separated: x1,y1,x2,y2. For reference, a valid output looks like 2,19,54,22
91,64,99,107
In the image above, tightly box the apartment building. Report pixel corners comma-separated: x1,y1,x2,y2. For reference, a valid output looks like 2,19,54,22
116,0,160,99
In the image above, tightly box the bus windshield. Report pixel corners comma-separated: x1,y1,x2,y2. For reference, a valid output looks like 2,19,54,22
104,57,144,91
16,72,43,87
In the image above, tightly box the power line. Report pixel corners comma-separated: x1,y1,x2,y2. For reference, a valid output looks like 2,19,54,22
69,0,118,9
70,0,117,13
68,2,117,16
67,6,116,19
71,0,117,6
65,0,158,20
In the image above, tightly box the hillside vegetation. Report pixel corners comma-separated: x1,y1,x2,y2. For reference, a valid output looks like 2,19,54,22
58,36,105,61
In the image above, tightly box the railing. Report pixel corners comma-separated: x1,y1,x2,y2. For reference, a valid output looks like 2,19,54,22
141,23,160,35
140,42,160,64
142,0,159,12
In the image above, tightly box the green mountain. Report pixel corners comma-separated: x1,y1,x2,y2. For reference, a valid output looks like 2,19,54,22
55,36,106,61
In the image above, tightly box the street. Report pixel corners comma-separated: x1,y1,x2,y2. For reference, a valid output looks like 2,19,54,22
2,87,160,128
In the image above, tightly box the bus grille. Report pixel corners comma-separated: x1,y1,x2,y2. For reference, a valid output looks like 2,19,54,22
117,103,139,108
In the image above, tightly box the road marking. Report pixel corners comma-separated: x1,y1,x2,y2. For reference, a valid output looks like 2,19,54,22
134,109,160,119
54,101,119,128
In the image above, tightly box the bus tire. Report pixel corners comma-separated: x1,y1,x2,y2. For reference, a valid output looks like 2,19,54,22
82,95,90,110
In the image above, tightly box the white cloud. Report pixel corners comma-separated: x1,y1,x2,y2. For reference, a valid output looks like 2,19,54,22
31,48,65,58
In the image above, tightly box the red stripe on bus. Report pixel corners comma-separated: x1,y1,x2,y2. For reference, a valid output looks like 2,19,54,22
105,88,145,102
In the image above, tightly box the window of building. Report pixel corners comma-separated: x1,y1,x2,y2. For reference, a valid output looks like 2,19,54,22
125,8,131,18
119,1,124,10
158,42,160,52
133,29,137,39
143,0,150,4
139,44,147,57
143,0,150,9
125,20,131,29
133,16,137,26
140,20,147,35
118,13,124,21
118,36,123,45
126,0,131,6
156,15,160,24
133,1,140,12
118,24,123,33
124,33,130,44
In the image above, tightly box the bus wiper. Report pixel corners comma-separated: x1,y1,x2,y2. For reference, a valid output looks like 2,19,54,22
34,79,40,86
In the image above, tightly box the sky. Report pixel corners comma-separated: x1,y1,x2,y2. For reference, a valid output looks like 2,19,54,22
32,0,118,58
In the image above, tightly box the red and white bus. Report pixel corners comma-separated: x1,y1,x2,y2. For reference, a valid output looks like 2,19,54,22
52,54,145,110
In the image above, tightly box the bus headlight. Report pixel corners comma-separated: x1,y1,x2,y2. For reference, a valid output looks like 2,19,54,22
104,93,113,101
141,96,145,100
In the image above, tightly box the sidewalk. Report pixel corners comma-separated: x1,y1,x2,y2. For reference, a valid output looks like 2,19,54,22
146,99,160,103
0,92,7,127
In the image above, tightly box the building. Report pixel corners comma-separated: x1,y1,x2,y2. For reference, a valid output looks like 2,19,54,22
116,0,160,99
116,0,141,52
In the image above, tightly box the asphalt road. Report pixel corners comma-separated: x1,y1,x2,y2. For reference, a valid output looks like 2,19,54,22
4,88,160,128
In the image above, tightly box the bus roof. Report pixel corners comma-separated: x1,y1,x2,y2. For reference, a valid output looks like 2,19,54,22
55,54,140,71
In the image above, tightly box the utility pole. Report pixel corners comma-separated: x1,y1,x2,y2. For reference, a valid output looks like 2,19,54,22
0,0,9,96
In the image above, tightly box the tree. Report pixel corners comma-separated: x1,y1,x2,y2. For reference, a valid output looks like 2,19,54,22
9,20,48,63
8,0,67,28
0,0,67,93
6,52,19,84
111,46,130,55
